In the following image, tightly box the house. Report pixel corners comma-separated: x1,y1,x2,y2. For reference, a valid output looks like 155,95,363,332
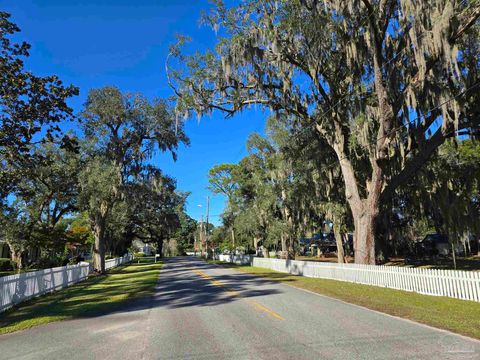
132,239,154,256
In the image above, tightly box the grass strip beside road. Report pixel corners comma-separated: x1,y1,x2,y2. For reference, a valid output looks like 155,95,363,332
208,260,480,339
0,258,161,335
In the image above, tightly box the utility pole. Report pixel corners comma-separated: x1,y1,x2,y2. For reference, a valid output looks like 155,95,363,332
205,196,210,258
199,214,204,257
193,233,197,257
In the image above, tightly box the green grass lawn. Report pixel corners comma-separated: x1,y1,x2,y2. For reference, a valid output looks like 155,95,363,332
0,258,162,335
209,261,480,339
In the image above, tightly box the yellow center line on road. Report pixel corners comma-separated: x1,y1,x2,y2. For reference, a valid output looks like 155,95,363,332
191,268,285,321
246,299,286,321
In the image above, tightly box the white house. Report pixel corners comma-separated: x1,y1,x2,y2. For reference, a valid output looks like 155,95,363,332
132,239,154,256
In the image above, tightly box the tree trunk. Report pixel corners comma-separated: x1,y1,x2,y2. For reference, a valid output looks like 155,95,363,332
231,228,235,248
92,218,106,274
451,243,457,269
7,242,23,272
263,245,270,258
288,237,295,259
353,209,377,264
280,188,294,259
334,161,379,265
329,122,381,265
253,236,259,254
342,234,350,263
280,234,288,258
157,238,164,258
333,227,345,263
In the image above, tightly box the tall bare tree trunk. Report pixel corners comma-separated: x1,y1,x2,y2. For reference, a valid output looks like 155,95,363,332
288,239,294,259
280,234,288,258
281,188,294,259
253,236,259,254
91,202,110,274
353,208,377,264
329,123,378,265
92,218,106,274
157,238,164,258
451,243,457,269
333,226,345,263
231,228,235,248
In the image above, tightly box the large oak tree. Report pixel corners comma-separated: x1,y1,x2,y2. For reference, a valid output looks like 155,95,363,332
170,0,480,263
80,86,188,273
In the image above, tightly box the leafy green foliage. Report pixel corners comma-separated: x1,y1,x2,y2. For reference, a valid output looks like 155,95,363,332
79,86,189,272
1,142,81,269
0,12,79,197
172,0,480,263
0,258,15,271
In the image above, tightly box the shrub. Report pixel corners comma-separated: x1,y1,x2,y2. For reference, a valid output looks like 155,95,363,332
0,258,16,271
134,252,146,258
30,256,68,269
68,255,85,265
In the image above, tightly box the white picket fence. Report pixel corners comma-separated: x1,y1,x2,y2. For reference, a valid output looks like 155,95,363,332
214,255,480,302
105,254,132,270
215,254,254,265
0,254,132,313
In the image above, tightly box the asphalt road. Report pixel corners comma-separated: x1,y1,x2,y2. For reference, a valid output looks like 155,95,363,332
0,257,478,360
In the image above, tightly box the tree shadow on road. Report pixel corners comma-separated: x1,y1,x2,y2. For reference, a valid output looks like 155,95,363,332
0,257,289,334
140,258,286,310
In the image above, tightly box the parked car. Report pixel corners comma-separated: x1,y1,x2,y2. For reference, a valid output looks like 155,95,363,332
317,233,336,253
405,234,454,263
423,234,450,256
298,232,354,256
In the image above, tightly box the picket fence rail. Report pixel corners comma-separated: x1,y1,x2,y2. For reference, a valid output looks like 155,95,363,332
214,255,480,302
0,254,132,313
105,254,132,270
215,254,254,265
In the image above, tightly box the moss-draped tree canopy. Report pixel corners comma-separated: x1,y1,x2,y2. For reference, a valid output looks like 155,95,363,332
169,0,480,263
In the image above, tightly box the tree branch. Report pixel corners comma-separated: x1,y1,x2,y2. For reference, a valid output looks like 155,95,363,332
381,125,454,202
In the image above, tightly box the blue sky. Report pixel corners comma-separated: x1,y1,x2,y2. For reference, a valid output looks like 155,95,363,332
1,0,267,225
